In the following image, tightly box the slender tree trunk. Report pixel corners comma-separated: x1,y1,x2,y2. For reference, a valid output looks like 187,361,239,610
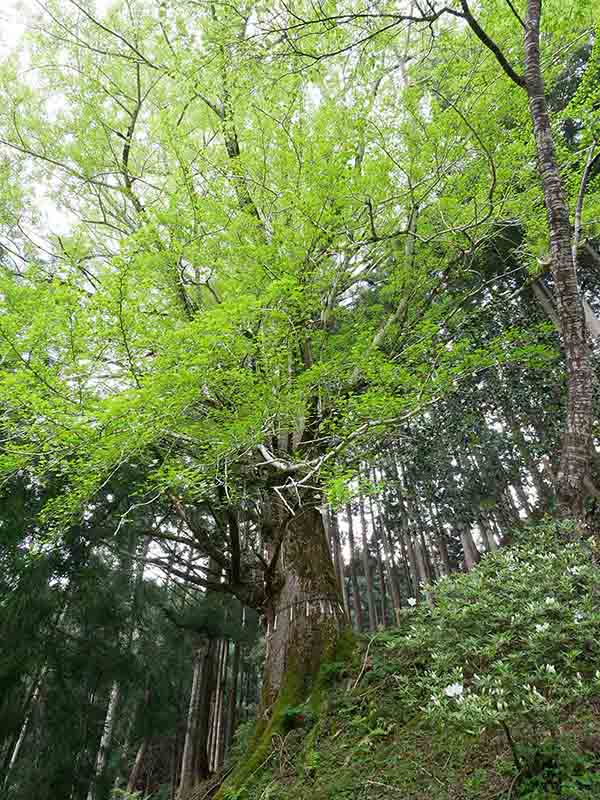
524,0,592,523
127,738,149,794
379,520,403,624
358,494,377,631
345,504,364,632
329,509,350,621
178,642,207,798
415,537,434,606
404,532,420,602
87,681,120,800
225,639,241,752
195,639,217,781
3,665,47,789
431,506,452,575
461,528,481,572
210,638,229,772
374,526,387,626
479,516,498,552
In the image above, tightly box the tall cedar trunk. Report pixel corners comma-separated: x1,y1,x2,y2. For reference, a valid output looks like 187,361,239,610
431,505,452,575
177,642,207,798
127,738,148,794
513,420,550,505
261,497,345,710
366,484,388,625
3,665,47,788
358,494,377,631
194,638,216,780
398,525,415,595
524,0,592,522
419,530,435,582
379,520,403,624
374,527,387,625
345,504,364,631
209,638,228,772
514,479,533,516
86,681,120,800
225,640,241,751
404,532,420,602
461,529,481,572
329,509,351,621
415,538,434,607
479,516,498,553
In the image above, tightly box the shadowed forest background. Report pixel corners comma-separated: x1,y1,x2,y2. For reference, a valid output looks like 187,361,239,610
1,1,600,799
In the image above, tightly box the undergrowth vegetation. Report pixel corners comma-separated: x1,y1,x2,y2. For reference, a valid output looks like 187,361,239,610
223,521,600,799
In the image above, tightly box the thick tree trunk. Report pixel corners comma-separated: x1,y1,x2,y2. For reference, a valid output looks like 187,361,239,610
524,0,593,523
261,497,346,711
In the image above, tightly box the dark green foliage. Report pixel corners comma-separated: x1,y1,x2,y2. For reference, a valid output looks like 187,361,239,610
517,738,600,799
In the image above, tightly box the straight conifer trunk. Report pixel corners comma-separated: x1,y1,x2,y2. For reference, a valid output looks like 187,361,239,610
345,504,364,631
87,681,120,800
127,738,148,794
329,509,350,621
358,493,377,631
178,643,207,798
225,639,241,751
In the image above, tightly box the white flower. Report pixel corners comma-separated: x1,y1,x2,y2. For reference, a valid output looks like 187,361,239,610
545,597,557,606
535,623,550,633
443,682,464,698
574,611,584,623
407,597,417,607
544,664,556,674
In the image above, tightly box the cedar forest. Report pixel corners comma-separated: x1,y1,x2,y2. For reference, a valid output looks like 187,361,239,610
1,1,600,799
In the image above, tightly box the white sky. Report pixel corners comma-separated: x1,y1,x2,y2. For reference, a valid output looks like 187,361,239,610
1,1,115,57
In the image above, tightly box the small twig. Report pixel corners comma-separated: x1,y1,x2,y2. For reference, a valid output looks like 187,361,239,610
501,721,522,771
350,634,378,692
573,140,599,262
366,779,403,793
506,770,521,799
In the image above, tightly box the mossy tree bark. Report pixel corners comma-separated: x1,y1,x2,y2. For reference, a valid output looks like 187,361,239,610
261,493,347,712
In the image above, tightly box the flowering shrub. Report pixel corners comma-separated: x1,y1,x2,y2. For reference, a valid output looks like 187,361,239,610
382,520,600,770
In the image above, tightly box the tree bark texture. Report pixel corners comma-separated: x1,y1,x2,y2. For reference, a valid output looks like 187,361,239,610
345,504,364,632
261,496,346,711
358,495,377,631
524,0,593,522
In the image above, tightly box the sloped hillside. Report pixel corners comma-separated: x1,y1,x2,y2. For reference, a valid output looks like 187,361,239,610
222,522,600,800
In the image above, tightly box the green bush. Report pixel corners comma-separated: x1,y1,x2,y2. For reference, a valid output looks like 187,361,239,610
516,738,600,798
381,520,600,770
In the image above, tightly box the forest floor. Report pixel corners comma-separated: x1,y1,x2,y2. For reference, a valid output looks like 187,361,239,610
220,521,600,800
